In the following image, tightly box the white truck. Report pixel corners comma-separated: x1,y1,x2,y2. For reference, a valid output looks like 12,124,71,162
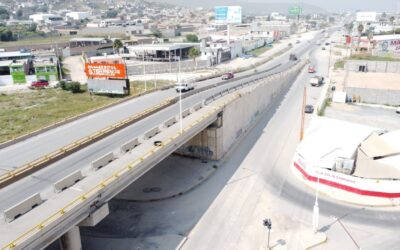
310,76,324,87
175,79,195,92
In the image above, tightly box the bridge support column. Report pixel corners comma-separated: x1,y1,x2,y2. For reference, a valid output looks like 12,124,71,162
60,226,82,250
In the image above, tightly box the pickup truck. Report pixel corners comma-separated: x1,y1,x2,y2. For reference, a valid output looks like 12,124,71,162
310,76,324,87
175,82,195,92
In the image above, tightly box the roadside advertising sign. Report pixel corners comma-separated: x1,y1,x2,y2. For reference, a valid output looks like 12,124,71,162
214,6,242,24
85,63,127,79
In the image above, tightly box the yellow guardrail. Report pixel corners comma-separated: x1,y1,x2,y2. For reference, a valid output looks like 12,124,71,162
0,92,240,250
0,98,174,187
1,60,307,249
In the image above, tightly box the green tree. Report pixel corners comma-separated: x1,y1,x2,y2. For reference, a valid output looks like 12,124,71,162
188,47,200,70
106,10,118,18
16,9,23,19
344,22,353,35
186,34,199,43
357,24,364,52
0,8,9,20
0,29,13,41
113,39,123,53
151,28,162,38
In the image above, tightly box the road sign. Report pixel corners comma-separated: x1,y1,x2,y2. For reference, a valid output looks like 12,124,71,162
289,6,303,15
214,6,242,24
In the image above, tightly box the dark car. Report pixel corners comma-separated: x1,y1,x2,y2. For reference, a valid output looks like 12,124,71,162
396,107,400,114
289,54,298,61
30,80,49,89
222,72,234,80
305,105,314,114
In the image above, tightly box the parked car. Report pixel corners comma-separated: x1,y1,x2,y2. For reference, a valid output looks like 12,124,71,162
308,65,316,73
222,72,234,80
30,80,49,89
296,40,301,44
396,107,400,114
305,105,314,113
288,43,293,47
321,46,326,50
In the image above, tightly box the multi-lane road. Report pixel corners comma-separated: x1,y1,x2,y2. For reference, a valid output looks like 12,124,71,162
0,31,321,214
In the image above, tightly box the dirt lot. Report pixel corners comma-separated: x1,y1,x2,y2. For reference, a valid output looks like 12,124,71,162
325,102,400,131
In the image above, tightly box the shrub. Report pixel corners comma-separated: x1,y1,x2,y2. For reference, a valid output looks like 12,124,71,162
60,81,81,93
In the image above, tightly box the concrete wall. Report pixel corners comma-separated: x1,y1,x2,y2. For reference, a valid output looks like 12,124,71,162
126,60,209,75
177,62,303,160
346,87,400,105
345,60,400,73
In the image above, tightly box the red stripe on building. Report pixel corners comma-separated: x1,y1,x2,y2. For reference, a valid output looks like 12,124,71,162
293,161,400,198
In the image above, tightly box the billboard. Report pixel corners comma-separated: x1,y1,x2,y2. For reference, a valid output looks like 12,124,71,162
288,6,303,15
214,6,242,24
87,78,129,95
85,63,127,79
356,12,377,22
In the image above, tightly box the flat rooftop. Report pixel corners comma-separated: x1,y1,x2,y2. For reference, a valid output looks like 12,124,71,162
346,72,400,90
127,43,197,52
297,116,380,170
0,52,31,58
70,37,109,42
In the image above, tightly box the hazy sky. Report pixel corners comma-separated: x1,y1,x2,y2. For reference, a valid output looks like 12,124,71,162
256,0,400,12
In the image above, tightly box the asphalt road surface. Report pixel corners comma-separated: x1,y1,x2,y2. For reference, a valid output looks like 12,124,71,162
0,31,325,213
79,30,400,250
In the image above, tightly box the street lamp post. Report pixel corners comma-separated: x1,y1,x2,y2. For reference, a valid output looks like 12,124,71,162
263,218,272,250
313,177,320,233
178,57,183,134
327,44,332,80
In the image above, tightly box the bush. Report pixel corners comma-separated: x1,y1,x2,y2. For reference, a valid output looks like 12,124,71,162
60,81,81,93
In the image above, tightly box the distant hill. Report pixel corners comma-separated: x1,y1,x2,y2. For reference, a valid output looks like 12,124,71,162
151,0,328,15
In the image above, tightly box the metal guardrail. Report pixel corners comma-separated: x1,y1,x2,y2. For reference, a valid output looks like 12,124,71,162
0,60,308,250
0,98,174,188
0,93,240,250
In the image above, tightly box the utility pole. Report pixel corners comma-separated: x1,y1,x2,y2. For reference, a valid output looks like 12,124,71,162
300,86,306,141
143,51,147,92
178,57,183,134
313,177,320,233
328,44,332,80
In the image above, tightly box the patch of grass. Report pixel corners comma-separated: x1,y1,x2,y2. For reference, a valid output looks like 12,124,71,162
334,59,346,70
0,88,120,143
349,54,400,61
334,45,347,49
130,80,174,94
247,45,272,57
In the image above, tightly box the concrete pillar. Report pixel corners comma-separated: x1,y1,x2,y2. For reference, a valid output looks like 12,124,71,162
60,226,82,250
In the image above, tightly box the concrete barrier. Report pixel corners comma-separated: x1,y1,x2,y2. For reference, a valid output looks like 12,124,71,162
91,152,114,171
192,102,203,112
120,138,140,153
53,170,84,193
182,108,191,118
3,193,44,223
143,126,161,140
163,117,178,128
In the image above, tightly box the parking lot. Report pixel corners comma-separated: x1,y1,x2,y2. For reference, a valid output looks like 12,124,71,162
325,102,400,131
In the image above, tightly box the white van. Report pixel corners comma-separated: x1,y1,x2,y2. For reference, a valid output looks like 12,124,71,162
175,82,195,92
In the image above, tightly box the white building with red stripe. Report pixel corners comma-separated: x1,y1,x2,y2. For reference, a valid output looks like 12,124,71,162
292,117,400,206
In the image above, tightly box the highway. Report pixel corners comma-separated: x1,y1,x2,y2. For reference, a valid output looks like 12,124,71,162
0,32,322,214
179,31,400,250
0,34,313,173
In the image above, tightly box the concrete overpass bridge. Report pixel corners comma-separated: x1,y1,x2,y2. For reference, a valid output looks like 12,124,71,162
0,58,307,249
0,29,331,250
